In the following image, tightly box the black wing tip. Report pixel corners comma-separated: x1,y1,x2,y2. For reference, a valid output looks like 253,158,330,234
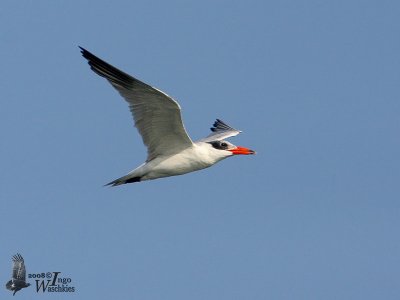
12,254,24,262
78,46,99,63
211,119,223,132
79,46,136,89
79,46,97,61
78,45,88,56
78,45,90,55
210,119,239,132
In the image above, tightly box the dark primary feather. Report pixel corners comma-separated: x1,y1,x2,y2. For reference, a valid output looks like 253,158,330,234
12,254,27,281
79,46,151,91
210,119,238,133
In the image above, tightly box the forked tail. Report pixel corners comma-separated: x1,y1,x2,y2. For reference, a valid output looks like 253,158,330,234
105,175,142,186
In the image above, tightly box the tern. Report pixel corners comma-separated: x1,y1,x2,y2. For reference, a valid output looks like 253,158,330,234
80,47,255,186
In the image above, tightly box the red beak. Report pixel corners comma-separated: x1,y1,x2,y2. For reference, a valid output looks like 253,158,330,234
229,146,256,155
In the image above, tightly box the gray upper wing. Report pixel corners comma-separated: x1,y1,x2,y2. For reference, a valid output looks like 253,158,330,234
198,119,242,142
80,47,194,161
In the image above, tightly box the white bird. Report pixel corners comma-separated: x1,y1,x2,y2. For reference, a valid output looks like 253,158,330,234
80,47,255,186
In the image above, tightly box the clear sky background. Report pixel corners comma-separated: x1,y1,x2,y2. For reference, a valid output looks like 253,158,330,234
1,0,399,299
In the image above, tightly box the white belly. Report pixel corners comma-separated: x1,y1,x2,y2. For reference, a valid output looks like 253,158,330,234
139,144,227,180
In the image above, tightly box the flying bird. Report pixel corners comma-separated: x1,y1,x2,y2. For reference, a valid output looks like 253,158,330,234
80,47,255,185
5,254,30,296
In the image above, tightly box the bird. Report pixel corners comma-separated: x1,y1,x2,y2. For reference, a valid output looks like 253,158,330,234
5,254,31,296
79,47,255,186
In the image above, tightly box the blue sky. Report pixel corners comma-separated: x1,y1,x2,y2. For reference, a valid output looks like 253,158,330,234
1,0,399,299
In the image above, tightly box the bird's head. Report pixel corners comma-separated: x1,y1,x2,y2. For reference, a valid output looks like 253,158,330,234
208,140,255,156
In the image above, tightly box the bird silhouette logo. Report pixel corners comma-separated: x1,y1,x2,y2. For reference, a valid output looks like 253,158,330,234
5,254,30,296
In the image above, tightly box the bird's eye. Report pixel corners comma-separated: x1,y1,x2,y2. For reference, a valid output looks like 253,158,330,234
209,141,229,150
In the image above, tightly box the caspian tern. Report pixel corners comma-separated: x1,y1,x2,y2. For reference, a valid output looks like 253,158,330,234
80,47,255,186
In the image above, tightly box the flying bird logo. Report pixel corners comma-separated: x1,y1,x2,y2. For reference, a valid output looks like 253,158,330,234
80,47,255,185
5,254,31,296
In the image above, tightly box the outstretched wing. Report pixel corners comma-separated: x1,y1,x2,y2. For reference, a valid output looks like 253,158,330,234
11,254,26,282
80,47,194,161
198,119,242,142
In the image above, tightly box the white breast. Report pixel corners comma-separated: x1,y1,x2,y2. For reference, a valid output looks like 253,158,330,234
140,143,230,180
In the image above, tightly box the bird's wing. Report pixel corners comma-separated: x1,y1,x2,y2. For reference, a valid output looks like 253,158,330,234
198,119,242,142
80,47,194,161
12,254,26,281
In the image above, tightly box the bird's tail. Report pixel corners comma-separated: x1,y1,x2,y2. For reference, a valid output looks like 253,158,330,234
105,175,142,187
